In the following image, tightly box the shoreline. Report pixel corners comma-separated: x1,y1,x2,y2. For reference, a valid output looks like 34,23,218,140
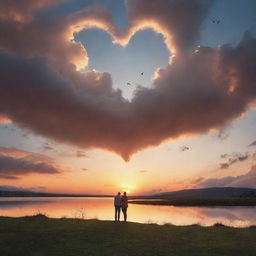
129,197,256,206
1,214,256,228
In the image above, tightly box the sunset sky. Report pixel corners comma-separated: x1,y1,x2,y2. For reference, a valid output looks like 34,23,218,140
0,0,256,195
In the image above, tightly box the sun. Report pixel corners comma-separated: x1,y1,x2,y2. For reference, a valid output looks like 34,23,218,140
120,184,134,194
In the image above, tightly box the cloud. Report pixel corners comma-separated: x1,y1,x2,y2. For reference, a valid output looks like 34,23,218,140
76,151,88,158
217,129,230,141
0,1,256,161
0,3,119,71
219,152,250,169
0,175,19,180
0,147,64,179
219,163,230,170
248,140,256,146
0,0,65,22
191,177,204,185
122,0,212,55
0,185,27,191
0,185,47,192
0,0,211,70
1,33,256,162
198,165,256,188
0,114,12,124
42,142,54,151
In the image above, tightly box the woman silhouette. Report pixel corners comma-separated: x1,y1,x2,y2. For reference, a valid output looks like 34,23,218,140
121,192,128,222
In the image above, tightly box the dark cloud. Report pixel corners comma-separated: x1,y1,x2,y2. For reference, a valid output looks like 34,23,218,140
42,142,54,151
0,0,212,69
219,163,230,170
191,177,204,185
220,154,228,159
0,0,65,22
0,155,60,177
1,33,256,161
0,175,19,180
0,3,119,71
0,1,256,161
124,0,212,54
0,147,64,179
0,185,47,192
0,185,27,191
217,129,230,141
248,140,256,147
76,151,88,158
199,165,256,188
219,152,250,169
236,154,249,162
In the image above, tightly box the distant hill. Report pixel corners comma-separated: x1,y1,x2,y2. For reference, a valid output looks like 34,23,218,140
0,189,112,198
2,187,256,199
152,187,256,199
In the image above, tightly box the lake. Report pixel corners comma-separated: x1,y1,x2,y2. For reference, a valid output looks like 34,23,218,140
0,197,256,227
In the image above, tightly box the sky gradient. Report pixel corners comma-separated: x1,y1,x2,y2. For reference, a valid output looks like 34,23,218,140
0,0,256,195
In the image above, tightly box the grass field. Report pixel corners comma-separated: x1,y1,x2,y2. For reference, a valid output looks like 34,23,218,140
0,215,255,256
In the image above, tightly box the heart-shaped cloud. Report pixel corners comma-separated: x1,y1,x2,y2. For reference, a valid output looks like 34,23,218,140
0,0,256,161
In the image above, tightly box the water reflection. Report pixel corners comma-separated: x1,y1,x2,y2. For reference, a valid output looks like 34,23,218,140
0,199,53,209
0,197,256,227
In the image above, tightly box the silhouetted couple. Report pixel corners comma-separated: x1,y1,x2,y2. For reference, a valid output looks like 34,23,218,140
114,192,128,222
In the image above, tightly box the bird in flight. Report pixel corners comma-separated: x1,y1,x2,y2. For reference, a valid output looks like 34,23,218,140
127,82,131,85
181,146,190,152
212,19,220,24
141,72,144,75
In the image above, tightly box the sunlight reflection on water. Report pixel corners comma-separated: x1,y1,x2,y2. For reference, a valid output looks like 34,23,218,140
0,197,256,227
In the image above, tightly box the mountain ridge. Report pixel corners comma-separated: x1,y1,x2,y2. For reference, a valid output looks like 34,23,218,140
153,187,256,198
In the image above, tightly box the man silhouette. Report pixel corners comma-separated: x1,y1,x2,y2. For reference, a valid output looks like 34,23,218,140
114,192,121,221
121,192,128,222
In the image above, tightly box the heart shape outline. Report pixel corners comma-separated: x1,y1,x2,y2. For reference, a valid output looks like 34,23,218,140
0,1,256,162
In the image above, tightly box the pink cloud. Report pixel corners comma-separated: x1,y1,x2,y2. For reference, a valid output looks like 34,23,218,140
121,0,212,55
0,0,65,22
0,147,65,179
198,165,256,188
0,0,256,161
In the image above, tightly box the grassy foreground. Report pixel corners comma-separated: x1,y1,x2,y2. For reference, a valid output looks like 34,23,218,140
0,215,256,256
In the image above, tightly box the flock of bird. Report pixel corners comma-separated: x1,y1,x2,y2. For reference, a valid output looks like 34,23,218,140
126,72,144,86
126,18,220,152
126,17,220,87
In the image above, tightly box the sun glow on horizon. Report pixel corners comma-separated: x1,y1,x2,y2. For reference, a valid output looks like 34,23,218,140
119,186,132,194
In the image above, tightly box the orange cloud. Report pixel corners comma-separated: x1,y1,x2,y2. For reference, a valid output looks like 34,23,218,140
0,114,12,124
